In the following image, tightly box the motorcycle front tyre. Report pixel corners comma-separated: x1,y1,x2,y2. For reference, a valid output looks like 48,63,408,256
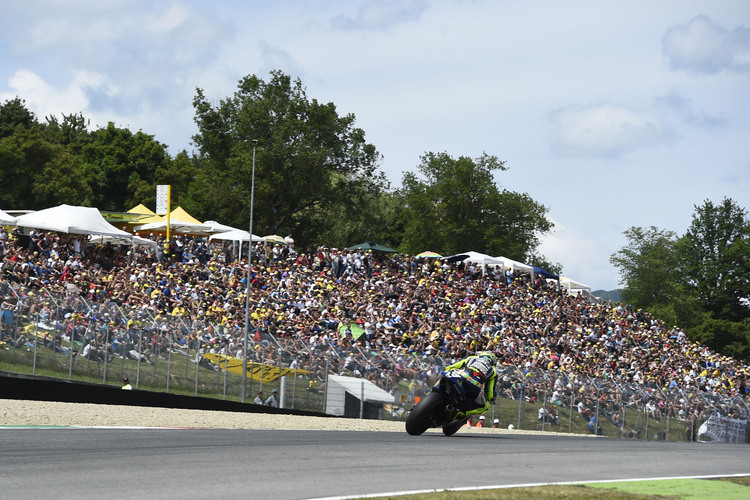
405,391,445,435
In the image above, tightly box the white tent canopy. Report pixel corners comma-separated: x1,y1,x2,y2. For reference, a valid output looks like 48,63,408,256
89,234,158,249
136,219,214,235
495,255,535,278
559,276,592,296
446,251,505,271
203,220,244,233
0,209,17,226
15,205,132,238
208,230,266,242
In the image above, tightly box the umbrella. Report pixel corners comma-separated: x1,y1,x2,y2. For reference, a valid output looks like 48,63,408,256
346,242,398,253
416,251,442,258
263,235,288,245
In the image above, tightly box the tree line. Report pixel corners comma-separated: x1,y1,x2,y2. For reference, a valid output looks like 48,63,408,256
0,70,556,271
1,69,747,359
611,198,750,361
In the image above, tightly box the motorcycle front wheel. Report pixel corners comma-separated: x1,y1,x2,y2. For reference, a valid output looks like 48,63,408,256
405,391,445,436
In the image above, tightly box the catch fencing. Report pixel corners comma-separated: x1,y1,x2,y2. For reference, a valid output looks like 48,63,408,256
0,281,747,443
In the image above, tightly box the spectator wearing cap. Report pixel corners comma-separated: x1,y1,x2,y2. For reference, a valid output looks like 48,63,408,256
265,389,279,408
122,377,132,390
254,390,264,405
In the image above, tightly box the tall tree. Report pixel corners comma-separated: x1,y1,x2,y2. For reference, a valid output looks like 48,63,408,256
397,152,552,261
41,113,91,154
611,200,750,359
0,97,35,139
610,226,700,328
189,70,386,246
0,127,56,209
683,198,750,322
79,123,170,210
32,146,92,206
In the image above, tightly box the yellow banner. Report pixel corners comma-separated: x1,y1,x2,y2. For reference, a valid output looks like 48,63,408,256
201,353,310,382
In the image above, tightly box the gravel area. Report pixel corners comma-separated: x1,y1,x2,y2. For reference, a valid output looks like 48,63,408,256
1,399,550,435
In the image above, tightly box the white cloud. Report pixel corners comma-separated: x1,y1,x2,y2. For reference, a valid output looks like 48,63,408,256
0,69,116,121
257,41,305,80
331,0,428,32
538,219,621,291
0,1,747,290
654,90,725,129
547,103,675,159
662,15,750,75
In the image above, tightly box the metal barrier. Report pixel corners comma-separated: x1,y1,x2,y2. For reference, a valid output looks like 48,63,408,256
0,280,747,441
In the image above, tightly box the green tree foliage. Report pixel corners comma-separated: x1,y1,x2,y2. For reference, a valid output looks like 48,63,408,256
683,198,750,322
0,99,174,211
397,152,553,261
40,113,91,154
33,147,92,206
188,70,387,247
611,227,684,307
79,123,170,210
690,318,750,361
0,97,35,139
611,199,750,359
0,126,57,209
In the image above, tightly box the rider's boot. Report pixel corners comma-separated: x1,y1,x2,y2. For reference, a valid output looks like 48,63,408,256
442,413,470,436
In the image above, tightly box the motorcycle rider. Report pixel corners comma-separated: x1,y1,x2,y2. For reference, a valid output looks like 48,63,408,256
442,351,498,430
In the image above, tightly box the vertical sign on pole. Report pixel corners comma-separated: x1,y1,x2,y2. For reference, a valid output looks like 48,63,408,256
155,185,169,215
156,185,171,255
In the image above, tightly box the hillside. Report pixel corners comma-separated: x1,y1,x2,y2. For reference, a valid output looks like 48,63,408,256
592,289,621,302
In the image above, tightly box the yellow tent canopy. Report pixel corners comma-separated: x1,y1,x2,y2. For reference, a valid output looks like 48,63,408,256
136,206,202,225
127,204,156,216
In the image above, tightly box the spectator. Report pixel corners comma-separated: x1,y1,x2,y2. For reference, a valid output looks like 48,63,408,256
254,391,264,405
265,389,279,408
0,226,746,430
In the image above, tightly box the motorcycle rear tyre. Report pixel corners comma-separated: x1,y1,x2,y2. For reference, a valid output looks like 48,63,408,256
405,392,445,436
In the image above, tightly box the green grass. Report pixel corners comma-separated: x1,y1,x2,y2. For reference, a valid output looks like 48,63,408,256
374,477,750,499
1,341,694,442
0,341,325,412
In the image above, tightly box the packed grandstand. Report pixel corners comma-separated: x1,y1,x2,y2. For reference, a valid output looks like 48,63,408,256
0,216,748,441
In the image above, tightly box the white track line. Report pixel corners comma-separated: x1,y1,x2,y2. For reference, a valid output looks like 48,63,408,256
307,473,750,500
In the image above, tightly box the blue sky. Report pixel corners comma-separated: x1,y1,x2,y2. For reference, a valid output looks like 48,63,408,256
2,1,748,291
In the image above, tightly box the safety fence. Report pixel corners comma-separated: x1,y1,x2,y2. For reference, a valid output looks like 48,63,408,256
0,281,747,443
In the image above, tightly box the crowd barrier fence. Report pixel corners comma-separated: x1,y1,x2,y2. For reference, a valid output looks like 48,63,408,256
1,281,747,443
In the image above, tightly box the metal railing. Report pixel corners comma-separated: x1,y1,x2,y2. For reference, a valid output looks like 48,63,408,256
0,280,747,441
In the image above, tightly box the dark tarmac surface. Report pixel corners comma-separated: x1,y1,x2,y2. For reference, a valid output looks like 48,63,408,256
1,428,747,499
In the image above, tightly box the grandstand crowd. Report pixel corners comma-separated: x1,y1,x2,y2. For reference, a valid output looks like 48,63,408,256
1,227,748,433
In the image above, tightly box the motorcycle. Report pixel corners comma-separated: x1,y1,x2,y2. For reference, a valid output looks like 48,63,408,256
405,370,475,436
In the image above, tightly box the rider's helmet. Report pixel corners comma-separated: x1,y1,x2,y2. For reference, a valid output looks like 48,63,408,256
476,351,497,366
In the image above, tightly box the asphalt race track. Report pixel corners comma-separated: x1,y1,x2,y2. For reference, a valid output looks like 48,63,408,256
1,428,747,499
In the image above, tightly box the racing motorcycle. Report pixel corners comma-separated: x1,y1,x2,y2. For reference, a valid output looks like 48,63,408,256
405,370,475,436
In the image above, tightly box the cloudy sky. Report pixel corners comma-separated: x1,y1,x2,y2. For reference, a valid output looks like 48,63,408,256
2,1,748,291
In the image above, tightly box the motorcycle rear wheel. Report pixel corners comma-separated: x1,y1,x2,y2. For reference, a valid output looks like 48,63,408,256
405,391,445,435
